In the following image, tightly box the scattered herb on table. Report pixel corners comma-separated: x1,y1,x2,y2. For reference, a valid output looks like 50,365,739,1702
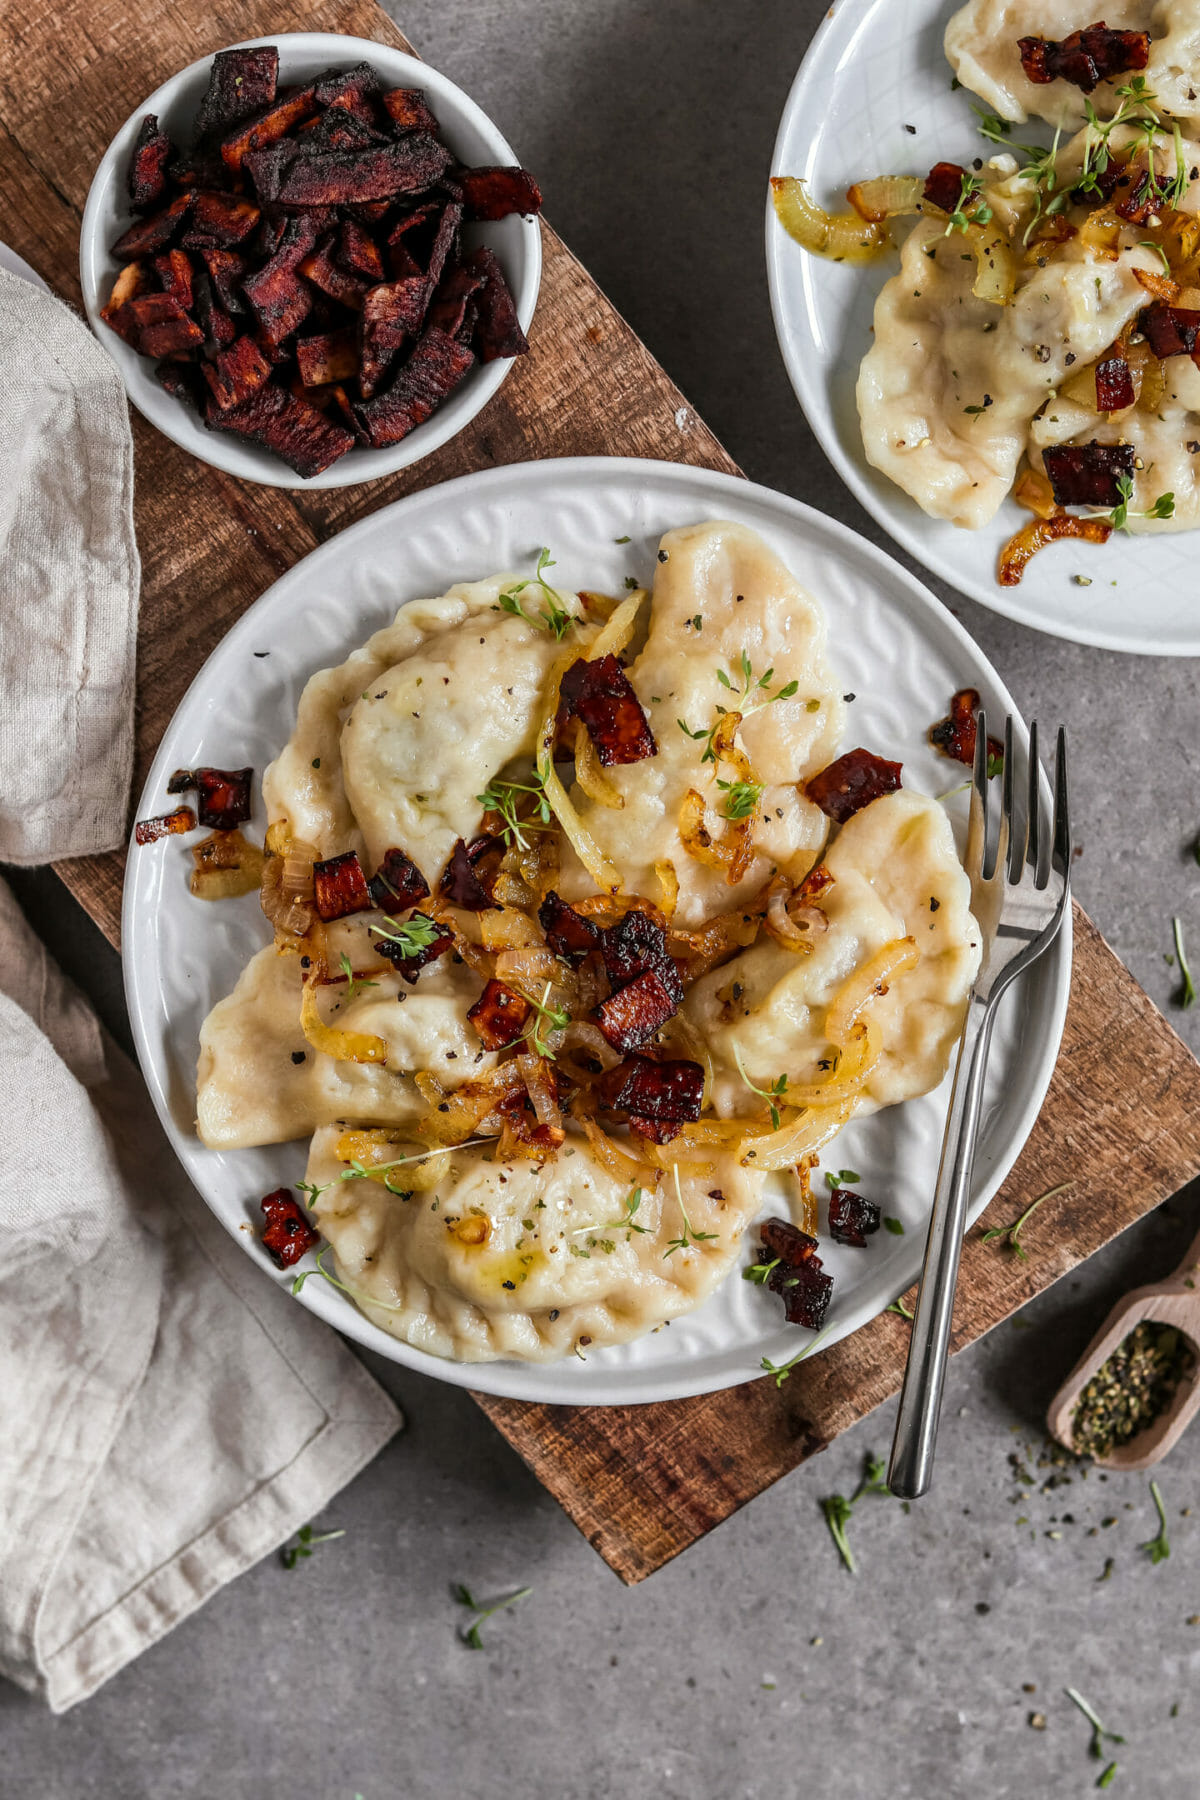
1065,1686,1126,1781
821,1452,892,1573
980,1181,1074,1260
1140,1478,1171,1565
887,1296,915,1320
1172,917,1196,1008
761,1323,832,1386
1072,1322,1194,1458
281,1523,345,1569
454,1582,532,1648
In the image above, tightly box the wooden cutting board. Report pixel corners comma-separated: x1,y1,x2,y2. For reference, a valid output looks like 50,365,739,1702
10,0,1200,1585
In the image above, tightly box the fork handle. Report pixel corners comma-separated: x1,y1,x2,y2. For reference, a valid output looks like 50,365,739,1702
887,994,997,1498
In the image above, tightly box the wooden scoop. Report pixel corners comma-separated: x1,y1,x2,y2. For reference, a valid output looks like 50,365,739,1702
1047,1225,1200,1470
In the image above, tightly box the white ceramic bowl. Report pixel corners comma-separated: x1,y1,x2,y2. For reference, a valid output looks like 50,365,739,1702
79,32,542,489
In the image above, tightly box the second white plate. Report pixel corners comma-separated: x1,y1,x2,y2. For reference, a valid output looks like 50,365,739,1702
123,456,1071,1404
766,0,1200,655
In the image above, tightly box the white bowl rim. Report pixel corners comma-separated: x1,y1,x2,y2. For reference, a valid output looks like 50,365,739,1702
79,30,542,489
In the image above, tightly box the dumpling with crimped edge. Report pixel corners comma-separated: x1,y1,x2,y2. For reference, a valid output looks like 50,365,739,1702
263,574,579,879
685,789,981,1120
196,939,499,1150
556,520,845,929
944,0,1200,134
304,1124,768,1362
858,196,1170,528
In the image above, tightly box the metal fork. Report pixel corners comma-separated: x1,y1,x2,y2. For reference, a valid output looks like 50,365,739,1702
888,712,1071,1499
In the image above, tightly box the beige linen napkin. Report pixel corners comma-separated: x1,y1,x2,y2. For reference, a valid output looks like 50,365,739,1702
0,263,139,863
0,875,402,1711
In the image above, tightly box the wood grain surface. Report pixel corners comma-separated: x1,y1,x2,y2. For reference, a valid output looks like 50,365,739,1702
10,0,1200,1584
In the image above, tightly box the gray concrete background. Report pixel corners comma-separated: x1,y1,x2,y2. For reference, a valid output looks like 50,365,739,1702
5,0,1200,1791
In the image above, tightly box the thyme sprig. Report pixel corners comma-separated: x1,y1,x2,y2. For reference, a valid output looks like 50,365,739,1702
717,777,765,821
1064,1686,1126,1768
980,1180,1074,1260
761,1322,832,1385
664,1165,720,1257
296,1139,489,1209
603,1186,651,1236
677,651,800,766
281,1522,345,1569
1140,1477,1171,1564
476,773,552,849
337,951,378,1002
945,169,993,234
454,1582,532,1649
1172,916,1196,1007
494,548,574,640
1102,473,1175,532
522,980,570,1059
821,1452,892,1573
732,1041,789,1128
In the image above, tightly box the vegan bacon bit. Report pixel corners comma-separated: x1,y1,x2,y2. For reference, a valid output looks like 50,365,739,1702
260,1185,319,1269
312,849,372,920
600,908,673,987
440,834,504,911
929,688,1004,771
1041,440,1134,507
804,748,903,822
103,47,540,477
923,160,968,213
374,916,454,983
1138,301,1200,358
538,890,603,962
828,1186,882,1248
1017,22,1150,92
128,115,172,211
367,846,430,913
998,509,1113,583
597,1055,705,1124
755,1216,834,1330
468,979,533,1049
594,965,681,1052
166,764,253,829
559,653,657,767
1094,352,1135,413
134,804,196,845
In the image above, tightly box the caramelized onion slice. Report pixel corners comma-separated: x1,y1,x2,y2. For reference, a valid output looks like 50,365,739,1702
536,657,623,895
333,1129,450,1192
300,975,387,1065
846,175,924,222
998,510,1112,585
189,828,265,899
826,939,920,1044
770,176,891,263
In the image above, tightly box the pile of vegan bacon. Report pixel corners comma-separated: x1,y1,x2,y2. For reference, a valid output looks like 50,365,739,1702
100,46,541,477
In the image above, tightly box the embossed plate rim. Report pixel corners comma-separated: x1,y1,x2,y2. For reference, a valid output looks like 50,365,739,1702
123,455,1071,1404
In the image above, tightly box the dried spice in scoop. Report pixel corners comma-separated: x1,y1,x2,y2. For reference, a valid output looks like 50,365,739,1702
1071,1322,1195,1459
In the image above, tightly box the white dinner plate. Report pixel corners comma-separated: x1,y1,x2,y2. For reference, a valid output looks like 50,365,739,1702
124,456,1071,1404
766,0,1200,655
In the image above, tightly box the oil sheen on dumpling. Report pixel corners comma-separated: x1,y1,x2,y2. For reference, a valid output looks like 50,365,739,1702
308,1128,765,1362
858,187,1168,526
557,521,844,927
942,0,1200,132
263,575,578,882
685,790,981,1115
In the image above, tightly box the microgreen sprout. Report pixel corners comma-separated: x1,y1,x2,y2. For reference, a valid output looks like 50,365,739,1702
1103,472,1175,532
1173,916,1196,1007
717,777,765,821
743,1256,781,1286
678,651,800,766
944,169,992,234
731,1041,789,1129
602,1186,651,1236
494,548,574,640
761,1322,832,1386
887,1297,915,1320
454,1582,532,1649
1064,1686,1126,1767
825,1168,862,1189
523,981,571,1059
821,1452,893,1573
368,911,442,960
664,1165,719,1257
281,1522,345,1569
1140,1478,1171,1564
1140,238,1173,277
476,773,552,849
980,1180,1074,1260
296,1139,489,1210
337,951,378,1002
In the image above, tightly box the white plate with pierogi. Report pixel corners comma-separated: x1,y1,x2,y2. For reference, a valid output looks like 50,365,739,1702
124,457,1070,1404
767,0,1200,653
